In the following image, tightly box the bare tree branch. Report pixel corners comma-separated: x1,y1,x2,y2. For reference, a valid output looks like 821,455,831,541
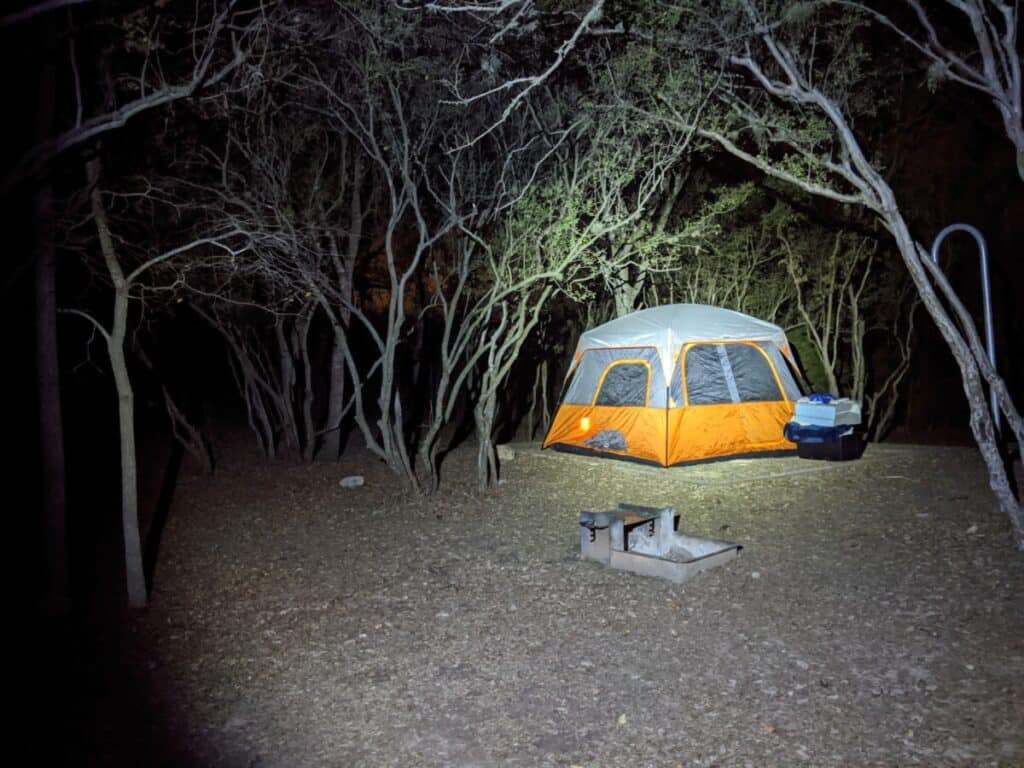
834,0,1023,180
4,0,258,192
441,0,604,151
0,0,90,28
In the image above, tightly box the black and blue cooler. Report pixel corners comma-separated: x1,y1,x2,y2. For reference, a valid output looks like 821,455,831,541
785,394,865,461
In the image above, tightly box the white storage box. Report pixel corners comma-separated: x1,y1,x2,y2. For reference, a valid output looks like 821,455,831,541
794,397,862,427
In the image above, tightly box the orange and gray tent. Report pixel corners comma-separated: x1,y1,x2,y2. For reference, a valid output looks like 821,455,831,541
542,304,803,465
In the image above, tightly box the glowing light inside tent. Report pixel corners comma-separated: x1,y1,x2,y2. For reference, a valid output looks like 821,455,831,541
579,417,590,432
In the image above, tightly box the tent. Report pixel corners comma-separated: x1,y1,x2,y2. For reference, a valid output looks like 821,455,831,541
542,304,803,465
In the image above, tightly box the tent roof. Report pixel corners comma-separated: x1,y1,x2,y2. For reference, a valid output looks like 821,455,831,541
576,304,791,370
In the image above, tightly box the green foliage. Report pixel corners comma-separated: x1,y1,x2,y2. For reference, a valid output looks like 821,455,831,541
663,185,796,323
787,325,831,391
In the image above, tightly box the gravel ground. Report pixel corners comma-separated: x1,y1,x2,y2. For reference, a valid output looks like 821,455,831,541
64,441,1024,767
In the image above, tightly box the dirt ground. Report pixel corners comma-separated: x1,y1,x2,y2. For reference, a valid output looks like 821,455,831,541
62,440,1024,766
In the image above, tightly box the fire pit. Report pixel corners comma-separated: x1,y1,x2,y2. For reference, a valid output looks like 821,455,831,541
580,503,740,584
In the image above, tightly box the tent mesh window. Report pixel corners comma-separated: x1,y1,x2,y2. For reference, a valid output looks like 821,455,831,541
727,344,784,402
682,342,785,405
563,348,666,407
595,362,650,406
684,345,732,405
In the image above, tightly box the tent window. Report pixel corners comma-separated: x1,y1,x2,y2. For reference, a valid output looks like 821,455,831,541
684,345,732,405
563,348,666,407
595,361,650,407
727,344,784,402
757,342,802,400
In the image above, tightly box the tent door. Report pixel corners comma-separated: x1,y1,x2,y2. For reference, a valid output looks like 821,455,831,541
680,342,789,448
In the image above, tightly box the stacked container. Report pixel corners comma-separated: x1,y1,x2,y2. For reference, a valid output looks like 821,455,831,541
783,395,865,460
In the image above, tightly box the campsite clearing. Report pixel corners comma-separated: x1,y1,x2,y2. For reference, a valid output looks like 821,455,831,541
65,440,1024,766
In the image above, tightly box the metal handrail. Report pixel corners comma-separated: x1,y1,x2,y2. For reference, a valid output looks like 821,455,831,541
930,223,1000,435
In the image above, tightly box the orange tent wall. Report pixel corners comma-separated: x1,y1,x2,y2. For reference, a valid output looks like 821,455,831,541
665,401,795,464
543,400,796,466
543,404,668,465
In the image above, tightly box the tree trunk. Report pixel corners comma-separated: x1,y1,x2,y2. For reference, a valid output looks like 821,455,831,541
34,13,68,615
35,183,68,614
540,361,550,437
372,233,421,491
321,326,347,460
135,344,215,474
849,293,867,405
208,316,277,459
108,336,146,608
160,384,214,474
274,317,300,453
474,398,497,492
296,307,316,463
866,292,919,442
320,162,360,461
613,263,642,318
88,159,147,607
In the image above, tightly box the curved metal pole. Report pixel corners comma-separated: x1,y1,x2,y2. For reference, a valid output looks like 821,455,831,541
930,223,1000,434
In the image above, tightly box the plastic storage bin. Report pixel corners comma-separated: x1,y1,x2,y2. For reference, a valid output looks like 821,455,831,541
795,431,865,461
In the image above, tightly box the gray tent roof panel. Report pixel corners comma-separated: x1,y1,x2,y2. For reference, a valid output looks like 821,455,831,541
576,304,791,378
579,304,789,351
